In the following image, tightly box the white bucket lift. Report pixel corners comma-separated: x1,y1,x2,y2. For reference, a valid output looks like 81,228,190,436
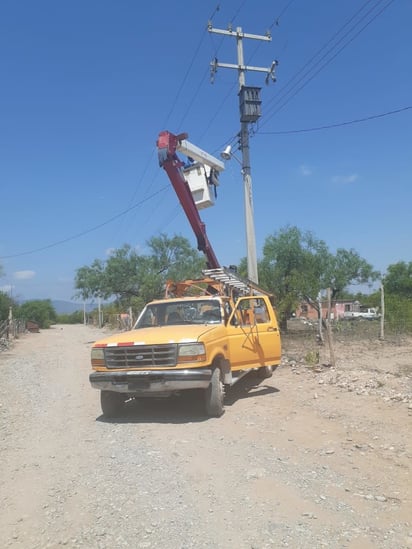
177,139,224,211
183,162,216,210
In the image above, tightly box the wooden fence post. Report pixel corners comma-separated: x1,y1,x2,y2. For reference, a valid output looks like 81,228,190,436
325,288,336,368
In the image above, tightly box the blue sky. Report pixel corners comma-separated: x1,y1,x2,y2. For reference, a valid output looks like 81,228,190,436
0,0,411,303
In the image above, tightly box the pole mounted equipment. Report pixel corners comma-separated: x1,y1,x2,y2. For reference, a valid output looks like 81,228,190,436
208,23,277,90
208,22,278,284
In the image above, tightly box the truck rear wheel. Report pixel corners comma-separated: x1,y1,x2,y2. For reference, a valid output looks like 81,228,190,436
204,367,224,417
100,390,125,418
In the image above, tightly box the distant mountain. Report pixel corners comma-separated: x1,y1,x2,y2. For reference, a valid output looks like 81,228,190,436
16,299,99,315
51,300,96,315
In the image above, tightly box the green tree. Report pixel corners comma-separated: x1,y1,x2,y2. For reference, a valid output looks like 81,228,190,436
103,244,150,305
56,310,84,324
324,248,378,298
380,292,412,332
0,291,16,322
258,226,329,320
384,261,412,298
147,233,206,284
18,300,57,329
75,259,105,300
259,226,378,321
74,234,206,308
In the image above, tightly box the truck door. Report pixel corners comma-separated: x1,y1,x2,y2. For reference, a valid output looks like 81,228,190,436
227,297,281,369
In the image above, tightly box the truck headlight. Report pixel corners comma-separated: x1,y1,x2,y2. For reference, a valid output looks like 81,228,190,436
177,343,206,363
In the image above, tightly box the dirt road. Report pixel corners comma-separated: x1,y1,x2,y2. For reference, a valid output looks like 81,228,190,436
0,324,411,548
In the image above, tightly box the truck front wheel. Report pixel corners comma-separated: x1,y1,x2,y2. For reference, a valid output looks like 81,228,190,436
256,365,273,379
204,367,224,417
100,390,125,418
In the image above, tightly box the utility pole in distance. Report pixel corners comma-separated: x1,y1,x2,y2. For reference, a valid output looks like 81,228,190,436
209,23,277,284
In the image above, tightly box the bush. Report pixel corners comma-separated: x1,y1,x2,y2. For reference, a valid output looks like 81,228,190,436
56,310,84,324
0,292,17,322
17,300,57,329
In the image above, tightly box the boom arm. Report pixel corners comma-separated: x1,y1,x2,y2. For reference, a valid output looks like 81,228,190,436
157,130,221,269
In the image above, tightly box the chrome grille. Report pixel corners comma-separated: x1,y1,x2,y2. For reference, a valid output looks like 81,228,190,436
105,344,178,369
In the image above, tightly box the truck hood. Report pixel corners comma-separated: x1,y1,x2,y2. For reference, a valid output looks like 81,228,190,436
93,324,220,347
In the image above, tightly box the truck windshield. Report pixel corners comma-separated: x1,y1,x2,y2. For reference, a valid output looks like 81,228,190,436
135,299,222,328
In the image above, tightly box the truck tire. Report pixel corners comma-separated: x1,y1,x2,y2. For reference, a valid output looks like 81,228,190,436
204,367,224,417
100,390,125,418
256,365,273,379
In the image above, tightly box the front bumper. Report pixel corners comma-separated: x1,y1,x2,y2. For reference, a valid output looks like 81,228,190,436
89,368,213,395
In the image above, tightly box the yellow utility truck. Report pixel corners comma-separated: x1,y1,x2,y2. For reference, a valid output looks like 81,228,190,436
89,131,281,417
90,269,281,417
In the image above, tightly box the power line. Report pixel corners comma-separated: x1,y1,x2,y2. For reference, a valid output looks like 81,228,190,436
268,0,297,30
206,0,389,147
124,5,223,237
117,146,158,233
265,0,378,111
182,1,294,152
204,0,293,154
0,186,169,260
163,35,208,131
203,0,289,143
135,7,224,236
262,0,395,125
220,0,399,148
257,105,412,135
243,0,295,77
170,4,227,132
163,5,222,130
229,0,248,26
177,66,211,131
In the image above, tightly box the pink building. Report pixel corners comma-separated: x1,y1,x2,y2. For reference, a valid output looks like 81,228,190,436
295,300,357,321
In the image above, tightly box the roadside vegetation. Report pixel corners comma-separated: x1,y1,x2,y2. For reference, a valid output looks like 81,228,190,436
1,227,412,334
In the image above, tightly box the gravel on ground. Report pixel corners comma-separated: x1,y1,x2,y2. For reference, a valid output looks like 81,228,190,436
0,324,411,549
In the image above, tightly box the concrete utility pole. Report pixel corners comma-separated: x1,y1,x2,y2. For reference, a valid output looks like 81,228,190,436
208,23,277,284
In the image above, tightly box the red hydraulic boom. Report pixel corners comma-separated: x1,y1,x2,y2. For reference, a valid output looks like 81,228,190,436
157,130,222,269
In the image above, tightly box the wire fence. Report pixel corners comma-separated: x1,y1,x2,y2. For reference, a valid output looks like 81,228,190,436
0,318,27,350
86,313,135,331
88,312,411,343
284,318,412,349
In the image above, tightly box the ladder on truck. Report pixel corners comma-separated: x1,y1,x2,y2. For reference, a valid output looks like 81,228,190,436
202,267,273,300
